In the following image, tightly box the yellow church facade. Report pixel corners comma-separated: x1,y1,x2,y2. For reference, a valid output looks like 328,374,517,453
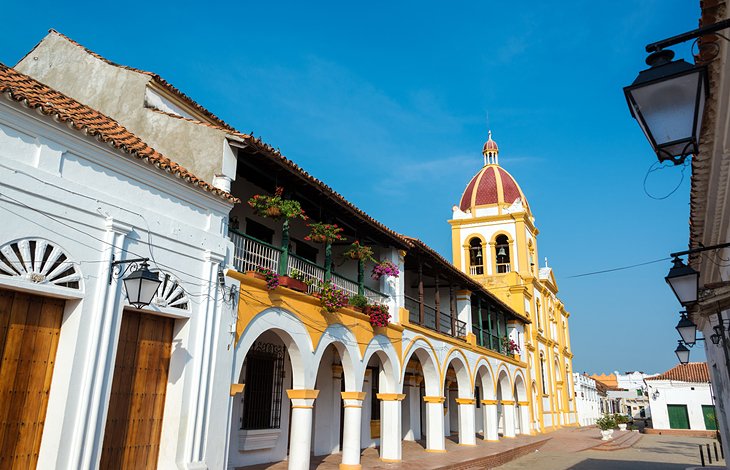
449,132,578,432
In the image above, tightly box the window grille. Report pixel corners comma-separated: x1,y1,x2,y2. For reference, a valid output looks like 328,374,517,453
241,342,286,430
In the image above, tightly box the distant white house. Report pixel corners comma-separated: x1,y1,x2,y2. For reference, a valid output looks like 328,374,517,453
645,363,716,432
574,373,601,426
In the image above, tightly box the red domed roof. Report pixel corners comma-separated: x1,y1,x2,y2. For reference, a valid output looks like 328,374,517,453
482,130,498,154
459,165,528,211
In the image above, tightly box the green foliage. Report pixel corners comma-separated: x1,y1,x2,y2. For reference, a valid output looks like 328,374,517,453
614,414,630,424
596,414,616,431
248,187,306,221
349,294,369,308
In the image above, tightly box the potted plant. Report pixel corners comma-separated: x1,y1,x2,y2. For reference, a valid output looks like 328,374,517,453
304,222,345,244
280,268,308,293
364,304,391,328
596,415,616,440
249,266,279,290
315,281,349,313
248,187,306,221
343,241,374,261
614,413,630,431
501,337,521,355
371,260,400,280
348,294,369,312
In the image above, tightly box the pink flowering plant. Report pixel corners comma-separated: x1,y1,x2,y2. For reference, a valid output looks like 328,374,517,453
315,281,349,312
305,222,345,244
255,266,279,290
371,260,400,280
501,337,521,355
343,241,374,261
248,187,306,221
364,304,390,327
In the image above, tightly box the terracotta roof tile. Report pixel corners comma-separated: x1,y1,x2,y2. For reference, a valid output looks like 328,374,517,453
0,63,238,203
645,362,710,383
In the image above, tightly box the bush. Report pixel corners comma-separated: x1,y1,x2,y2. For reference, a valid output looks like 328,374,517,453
596,414,616,431
614,414,630,425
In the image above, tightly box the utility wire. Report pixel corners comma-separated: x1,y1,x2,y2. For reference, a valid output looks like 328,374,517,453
565,257,671,279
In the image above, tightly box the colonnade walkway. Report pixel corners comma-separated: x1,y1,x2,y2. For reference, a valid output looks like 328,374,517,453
238,433,550,470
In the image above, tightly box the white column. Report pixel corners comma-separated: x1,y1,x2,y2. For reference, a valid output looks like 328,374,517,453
377,394,404,462
456,398,477,445
340,392,365,470
518,402,531,435
502,400,516,438
287,389,319,470
424,396,446,452
483,401,499,441
404,375,422,441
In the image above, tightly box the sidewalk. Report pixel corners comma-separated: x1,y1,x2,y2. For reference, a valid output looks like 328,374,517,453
239,433,550,470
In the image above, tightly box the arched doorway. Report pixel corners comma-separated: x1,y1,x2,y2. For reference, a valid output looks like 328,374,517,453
496,369,515,438
363,338,400,462
475,362,497,441
514,373,530,435
401,343,442,452
443,353,474,445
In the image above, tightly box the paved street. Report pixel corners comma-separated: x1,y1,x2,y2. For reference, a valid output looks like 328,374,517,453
496,427,726,470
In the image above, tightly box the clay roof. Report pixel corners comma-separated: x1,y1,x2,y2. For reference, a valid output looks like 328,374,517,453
459,165,528,212
33,30,237,132
645,362,710,383
0,63,237,202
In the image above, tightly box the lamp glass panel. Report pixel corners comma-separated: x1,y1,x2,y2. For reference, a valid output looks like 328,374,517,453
138,277,161,305
677,323,696,345
123,276,143,305
667,273,699,305
631,72,701,148
695,79,706,144
675,346,690,364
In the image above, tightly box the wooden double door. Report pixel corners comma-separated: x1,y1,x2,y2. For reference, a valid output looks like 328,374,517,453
0,289,64,469
100,309,174,469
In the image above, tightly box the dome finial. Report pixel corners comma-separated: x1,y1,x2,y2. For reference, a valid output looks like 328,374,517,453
482,130,499,165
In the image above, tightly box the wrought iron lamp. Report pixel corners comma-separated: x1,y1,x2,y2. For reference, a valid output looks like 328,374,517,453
109,256,161,309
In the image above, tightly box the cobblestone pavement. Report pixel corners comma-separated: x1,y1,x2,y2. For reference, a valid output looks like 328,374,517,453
496,427,726,470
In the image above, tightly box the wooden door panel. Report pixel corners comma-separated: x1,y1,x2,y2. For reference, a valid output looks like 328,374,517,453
100,311,173,470
0,289,63,470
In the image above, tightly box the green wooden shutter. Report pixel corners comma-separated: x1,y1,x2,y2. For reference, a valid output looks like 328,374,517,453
702,405,717,431
667,404,690,429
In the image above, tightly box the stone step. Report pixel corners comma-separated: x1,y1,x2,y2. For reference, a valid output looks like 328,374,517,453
441,437,551,469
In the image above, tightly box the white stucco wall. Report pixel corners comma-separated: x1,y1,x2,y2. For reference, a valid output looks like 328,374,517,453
0,96,236,470
646,380,714,431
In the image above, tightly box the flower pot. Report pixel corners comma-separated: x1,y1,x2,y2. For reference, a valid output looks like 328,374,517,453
618,423,627,431
246,271,266,281
513,353,521,360
264,206,282,217
279,276,307,293
600,429,614,440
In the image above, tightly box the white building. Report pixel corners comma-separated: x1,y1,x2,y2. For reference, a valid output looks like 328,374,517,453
573,373,601,426
645,363,716,432
0,63,237,469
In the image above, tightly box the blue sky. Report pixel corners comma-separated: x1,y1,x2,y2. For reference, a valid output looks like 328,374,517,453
1,1,702,373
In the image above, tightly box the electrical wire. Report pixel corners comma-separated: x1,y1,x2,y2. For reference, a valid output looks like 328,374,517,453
565,257,671,279
642,159,689,200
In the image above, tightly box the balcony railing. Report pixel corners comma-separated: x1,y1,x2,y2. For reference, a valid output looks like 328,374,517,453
405,295,466,339
230,229,389,305
230,229,281,274
469,265,484,276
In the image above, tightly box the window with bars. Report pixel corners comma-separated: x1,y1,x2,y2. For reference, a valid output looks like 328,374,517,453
241,342,286,430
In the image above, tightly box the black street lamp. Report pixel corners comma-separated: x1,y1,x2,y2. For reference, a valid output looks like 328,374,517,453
665,256,700,306
109,257,161,309
676,311,698,345
624,50,708,165
675,341,691,365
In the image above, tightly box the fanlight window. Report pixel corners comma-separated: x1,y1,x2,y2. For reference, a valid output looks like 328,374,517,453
0,239,80,289
495,235,510,273
139,271,189,311
469,238,484,275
